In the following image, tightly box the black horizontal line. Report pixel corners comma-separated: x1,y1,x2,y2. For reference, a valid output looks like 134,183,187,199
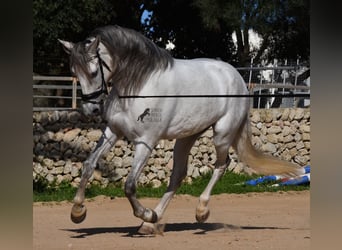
118,93,310,99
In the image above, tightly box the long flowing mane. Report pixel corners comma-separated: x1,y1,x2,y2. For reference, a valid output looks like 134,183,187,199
90,25,174,96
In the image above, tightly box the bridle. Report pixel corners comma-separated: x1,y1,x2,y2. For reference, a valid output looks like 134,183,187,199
81,49,111,104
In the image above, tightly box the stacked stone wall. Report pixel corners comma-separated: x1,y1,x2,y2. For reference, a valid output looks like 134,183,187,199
33,108,310,187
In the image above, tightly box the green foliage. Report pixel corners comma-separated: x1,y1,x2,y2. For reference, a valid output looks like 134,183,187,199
176,171,309,195
33,0,143,74
192,0,310,65
142,0,237,63
33,172,309,202
33,0,309,73
33,178,77,202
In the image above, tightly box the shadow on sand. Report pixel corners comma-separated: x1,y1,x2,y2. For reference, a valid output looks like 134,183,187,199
62,222,290,238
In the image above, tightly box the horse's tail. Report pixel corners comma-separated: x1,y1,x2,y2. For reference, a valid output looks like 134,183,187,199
232,115,303,176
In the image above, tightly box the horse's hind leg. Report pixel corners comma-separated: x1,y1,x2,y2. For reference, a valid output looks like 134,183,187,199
138,133,200,234
71,127,117,223
195,128,235,223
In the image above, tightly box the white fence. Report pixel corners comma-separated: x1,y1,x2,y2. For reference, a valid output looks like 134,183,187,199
33,65,310,111
33,76,80,111
236,64,310,108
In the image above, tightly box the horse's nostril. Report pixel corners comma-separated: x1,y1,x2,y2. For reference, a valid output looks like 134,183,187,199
93,108,100,115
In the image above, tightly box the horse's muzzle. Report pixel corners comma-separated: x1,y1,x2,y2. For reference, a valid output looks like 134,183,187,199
82,102,103,117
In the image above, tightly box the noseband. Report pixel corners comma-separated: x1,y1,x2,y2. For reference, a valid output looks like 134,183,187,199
81,50,111,104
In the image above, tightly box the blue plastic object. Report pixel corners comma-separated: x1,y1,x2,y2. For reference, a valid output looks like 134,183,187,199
280,174,310,186
244,165,311,186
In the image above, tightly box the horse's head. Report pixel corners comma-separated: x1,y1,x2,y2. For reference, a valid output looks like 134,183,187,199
59,37,112,116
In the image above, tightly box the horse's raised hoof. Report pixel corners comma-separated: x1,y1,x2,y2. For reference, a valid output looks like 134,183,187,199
195,206,210,223
71,204,87,224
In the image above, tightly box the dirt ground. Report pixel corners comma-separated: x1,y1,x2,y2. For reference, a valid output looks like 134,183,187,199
33,191,310,250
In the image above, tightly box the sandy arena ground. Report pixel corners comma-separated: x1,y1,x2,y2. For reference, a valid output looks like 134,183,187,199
33,191,310,250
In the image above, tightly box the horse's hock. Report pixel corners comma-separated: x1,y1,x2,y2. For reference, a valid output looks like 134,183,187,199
33,108,310,188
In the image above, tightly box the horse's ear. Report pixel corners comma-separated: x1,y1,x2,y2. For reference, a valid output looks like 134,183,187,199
85,36,100,55
58,39,74,54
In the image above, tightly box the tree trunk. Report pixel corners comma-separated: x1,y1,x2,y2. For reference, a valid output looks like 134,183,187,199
235,28,251,66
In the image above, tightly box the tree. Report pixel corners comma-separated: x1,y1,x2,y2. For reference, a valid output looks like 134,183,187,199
193,0,310,66
34,0,309,74
141,0,237,63
265,0,310,62
33,0,144,75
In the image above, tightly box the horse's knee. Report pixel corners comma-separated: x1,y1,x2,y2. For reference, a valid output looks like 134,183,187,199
124,178,136,197
81,160,94,179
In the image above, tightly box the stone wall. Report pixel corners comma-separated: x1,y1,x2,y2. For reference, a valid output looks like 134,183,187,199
33,108,310,188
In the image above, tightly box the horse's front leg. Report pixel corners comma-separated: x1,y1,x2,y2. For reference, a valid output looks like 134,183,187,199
125,141,158,223
71,126,118,223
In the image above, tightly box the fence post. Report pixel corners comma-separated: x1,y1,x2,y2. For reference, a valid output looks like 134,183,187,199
248,58,254,109
282,59,287,95
72,77,77,109
293,59,299,107
258,68,263,109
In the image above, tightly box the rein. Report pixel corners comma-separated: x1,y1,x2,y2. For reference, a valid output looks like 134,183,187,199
81,50,111,104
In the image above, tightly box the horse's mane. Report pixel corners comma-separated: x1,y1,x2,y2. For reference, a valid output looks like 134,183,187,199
89,25,174,96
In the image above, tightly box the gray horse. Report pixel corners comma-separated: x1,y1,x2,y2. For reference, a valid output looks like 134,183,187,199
59,25,303,234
